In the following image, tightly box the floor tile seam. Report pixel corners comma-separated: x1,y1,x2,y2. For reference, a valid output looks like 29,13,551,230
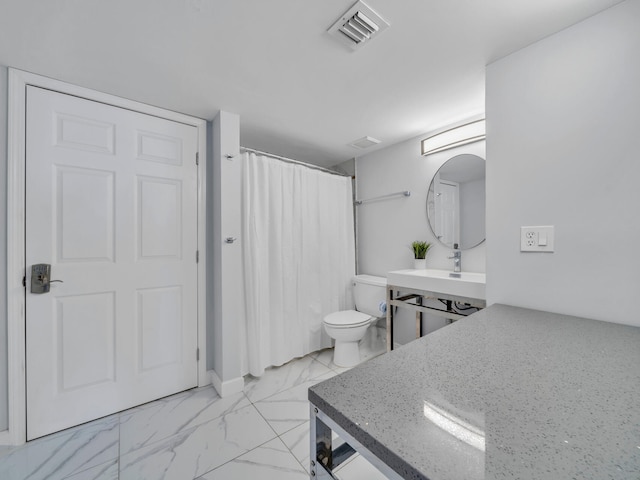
241,355,333,403
257,385,316,436
249,402,281,441
270,435,310,476
118,387,195,417
191,434,285,479
251,380,309,404
118,402,263,459
169,393,254,434
308,371,336,383
311,354,333,369
117,407,123,460
36,414,121,448
309,356,332,373
241,390,252,405
118,387,214,424
277,430,310,474
260,415,309,438
117,425,173,459
59,458,119,480
249,371,335,406
245,384,299,405
26,422,122,479
301,357,338,383
243,386,263,406
0,441,25,459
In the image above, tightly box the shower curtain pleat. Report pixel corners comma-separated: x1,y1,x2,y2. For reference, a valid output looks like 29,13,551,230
242,152,355,377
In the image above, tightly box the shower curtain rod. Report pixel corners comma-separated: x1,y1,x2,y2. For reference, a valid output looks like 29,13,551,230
239,146,350,177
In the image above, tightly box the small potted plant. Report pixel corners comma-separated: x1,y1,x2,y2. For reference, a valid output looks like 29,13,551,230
411,241,431,269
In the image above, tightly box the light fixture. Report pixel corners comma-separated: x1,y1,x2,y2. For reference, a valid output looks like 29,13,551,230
421,119,485,156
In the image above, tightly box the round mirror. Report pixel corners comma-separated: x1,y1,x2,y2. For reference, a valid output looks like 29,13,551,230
426,154,486,250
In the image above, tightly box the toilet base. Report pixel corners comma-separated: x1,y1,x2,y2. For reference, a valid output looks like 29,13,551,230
333,340,361,367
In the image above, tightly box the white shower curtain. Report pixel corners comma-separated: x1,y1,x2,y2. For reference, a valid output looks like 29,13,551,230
242,152,355,377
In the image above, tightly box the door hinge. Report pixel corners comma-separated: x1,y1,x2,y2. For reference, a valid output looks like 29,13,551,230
22,275,26,288
196,152,199,165
196,250,199,263
196,347,200,361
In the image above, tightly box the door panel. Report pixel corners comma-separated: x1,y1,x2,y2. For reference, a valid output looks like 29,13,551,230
136,130,183,165
138,177,182,258
137,286,183,371
54,113,116,154
25,86,198,440
57,166,115,262
56,292,116,391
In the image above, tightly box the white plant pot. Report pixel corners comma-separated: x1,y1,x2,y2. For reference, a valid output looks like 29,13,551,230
414,258,427,270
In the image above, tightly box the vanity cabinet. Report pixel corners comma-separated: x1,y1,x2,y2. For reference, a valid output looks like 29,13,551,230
386,269,486,350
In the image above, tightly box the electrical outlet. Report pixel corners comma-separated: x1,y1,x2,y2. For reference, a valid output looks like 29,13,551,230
521,226,554,252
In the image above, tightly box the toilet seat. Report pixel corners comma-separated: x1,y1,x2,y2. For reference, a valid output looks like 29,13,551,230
323,310,372,328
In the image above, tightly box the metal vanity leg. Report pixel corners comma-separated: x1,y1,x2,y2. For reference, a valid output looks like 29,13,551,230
310,404,333,479
309,402,402,480
416,295,423,340
445,299,454,324
386,287,394,351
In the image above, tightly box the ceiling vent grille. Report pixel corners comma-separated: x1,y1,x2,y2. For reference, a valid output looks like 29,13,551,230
328,1,389,51
349,136,381,149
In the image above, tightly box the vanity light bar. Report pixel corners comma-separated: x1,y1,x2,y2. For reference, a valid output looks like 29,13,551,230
421,119,486,156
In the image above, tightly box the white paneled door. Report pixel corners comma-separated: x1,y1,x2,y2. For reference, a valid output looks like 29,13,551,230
25,86,199,440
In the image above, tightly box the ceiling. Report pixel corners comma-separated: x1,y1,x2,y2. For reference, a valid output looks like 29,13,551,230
0,0,624,167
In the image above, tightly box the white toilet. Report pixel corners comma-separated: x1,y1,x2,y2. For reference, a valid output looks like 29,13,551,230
323,274,387,367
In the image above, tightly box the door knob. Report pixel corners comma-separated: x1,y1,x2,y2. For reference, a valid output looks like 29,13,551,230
31,264,63,294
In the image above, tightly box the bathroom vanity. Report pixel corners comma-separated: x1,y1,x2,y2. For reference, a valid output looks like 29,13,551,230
308,304,640,479
385,268,486,350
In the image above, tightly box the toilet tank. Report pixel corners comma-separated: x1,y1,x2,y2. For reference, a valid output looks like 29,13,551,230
353,274,387,318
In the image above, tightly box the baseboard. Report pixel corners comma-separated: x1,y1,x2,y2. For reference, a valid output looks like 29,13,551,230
209,370,244,398
0,429,10,446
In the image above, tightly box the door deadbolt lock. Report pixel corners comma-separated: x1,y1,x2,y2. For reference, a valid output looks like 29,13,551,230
31,264,64,294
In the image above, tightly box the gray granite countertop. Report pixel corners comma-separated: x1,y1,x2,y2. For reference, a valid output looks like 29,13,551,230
308,304,640,479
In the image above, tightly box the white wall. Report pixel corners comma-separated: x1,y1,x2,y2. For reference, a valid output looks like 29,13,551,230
356,135,486,276
0,65,8,431
356,133,486,343
486,0,640,326
208,111,245,396
331,158,355,177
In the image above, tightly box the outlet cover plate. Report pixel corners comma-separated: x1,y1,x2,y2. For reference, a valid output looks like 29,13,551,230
520,226,554,252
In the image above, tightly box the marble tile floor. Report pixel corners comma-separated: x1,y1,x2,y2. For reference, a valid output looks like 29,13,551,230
0,323,388,480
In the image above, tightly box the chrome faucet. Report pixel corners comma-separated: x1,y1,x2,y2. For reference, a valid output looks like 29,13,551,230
448,243,461,273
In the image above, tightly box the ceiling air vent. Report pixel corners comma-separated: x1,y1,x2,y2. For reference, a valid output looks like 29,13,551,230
328,1,389,51
349,136,381,149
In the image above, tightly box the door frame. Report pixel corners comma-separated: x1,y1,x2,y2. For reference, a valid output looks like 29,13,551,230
434,178,460,246
4,68,208,445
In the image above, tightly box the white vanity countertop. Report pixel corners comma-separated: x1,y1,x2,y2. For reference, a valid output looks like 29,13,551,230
387,268,486,300
308,304,640,479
